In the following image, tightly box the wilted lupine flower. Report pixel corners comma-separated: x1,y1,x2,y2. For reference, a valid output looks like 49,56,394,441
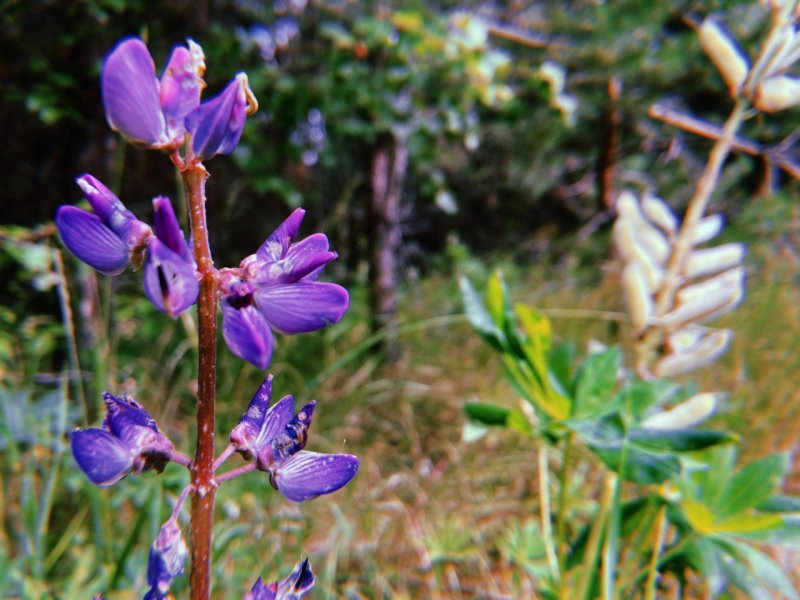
102,36,205,149
220,209,349,369
230,375,359,502
143,196,200,317
144,518,188,600
71,392,175,487
56,174,152,276
246,558,315,600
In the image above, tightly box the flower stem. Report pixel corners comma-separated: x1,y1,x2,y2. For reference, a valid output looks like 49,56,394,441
183,163,217,600
215,461,257,484
537,441,560,583
643,505,668,600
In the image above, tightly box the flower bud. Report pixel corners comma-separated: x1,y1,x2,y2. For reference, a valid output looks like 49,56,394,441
185,72,258,161
691,214,724,245
613,219,664,289
754,75,800,112
144,518,188,600
642,193,678,236
653,329,732,377
622,262,653,332
685,243,745,279
699,18,749,95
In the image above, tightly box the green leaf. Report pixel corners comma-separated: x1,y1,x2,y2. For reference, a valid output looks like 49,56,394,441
459,275,504,351
616,378,679,420
486,271,513,333
757,495,800,514
715,537,800,600
714,454,789,521
548,341,575,397
571,346,620,419
714,512,783,534
464,401,510,426
628,428,735,453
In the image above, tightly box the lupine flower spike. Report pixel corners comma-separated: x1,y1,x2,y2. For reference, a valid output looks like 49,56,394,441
230,375,359,501
245,558,315,600
71,392,176,487
219,208,349,369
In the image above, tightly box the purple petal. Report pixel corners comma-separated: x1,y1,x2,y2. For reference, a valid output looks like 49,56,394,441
104,393,174,468
271,451,359,502
71,428,133,487
75,174,133,229
276,558,315,598
101,37,169,147
255,281,349,334
222,302,275,370
159,45,202,143
248,578,277,600
251,234,337,285
56,206,130,276
145,518,187,600
230,374,274,454
143,238,199,318
152,196,192,261
256,208,305,262
185,73,248,160
262,401,315,468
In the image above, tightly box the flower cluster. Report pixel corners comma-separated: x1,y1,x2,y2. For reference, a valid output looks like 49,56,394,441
56,175,199,318
219,209,349,369
102,36,257,160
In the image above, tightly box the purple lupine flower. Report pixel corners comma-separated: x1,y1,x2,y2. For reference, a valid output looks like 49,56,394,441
143,196,200,317
185,72,257,161
220,209,349,369
56,174,152,275
102,36,204,149
230,375,359,502
245,558,315,600
144,518,188,600
71,392,175,487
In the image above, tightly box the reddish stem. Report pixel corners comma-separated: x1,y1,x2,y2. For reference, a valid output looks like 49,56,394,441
183,163,217,600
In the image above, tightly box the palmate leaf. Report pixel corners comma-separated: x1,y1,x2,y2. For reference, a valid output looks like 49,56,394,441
570,346,620,419
463,401,533,436
459,275,505,351
713,454,789,521
714,536,800,600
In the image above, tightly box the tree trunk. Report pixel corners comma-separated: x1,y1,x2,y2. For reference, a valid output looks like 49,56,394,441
367,132,407,361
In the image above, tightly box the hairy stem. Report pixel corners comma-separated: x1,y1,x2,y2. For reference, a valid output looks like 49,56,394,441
183,163,217,600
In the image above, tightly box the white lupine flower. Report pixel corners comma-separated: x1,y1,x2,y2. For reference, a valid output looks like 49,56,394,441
691,214,724,245
642,193,678,236
754,75,800,112
613,219,664,290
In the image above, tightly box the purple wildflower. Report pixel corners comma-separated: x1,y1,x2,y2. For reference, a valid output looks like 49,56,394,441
71,392,175,487
230,375,359,502
102,36,204,149
56,177,199,318
245,558,315,600
56,174,152,275
220,209,349,369
144,518,188,600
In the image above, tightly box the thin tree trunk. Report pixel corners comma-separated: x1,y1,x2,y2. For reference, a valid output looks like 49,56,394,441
367,133,407,361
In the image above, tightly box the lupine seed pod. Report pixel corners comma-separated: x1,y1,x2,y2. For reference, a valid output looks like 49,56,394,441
653,329,732,378
662,282,742,328
691,214,724,245
642,193,678,236
676,266,745,306
641,392,720,430
613,219,664,289
666,326,705,354
754,75,800,112
623,262,654,332
685,243,745,279
699,18,750,95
